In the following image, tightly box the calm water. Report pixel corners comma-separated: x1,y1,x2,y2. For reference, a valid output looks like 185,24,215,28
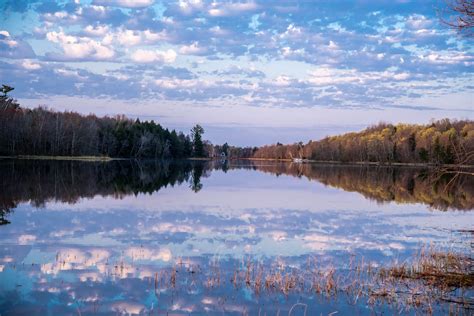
0,159,472,315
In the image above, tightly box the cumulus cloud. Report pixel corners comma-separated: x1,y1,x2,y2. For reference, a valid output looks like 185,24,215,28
130,48,177,63
84,24,109,36
21,59,42,70
405,14,432,30
46,31,115,60
125,247,172,261
177,0,204,15
0,30,35,59
0,0,472,112
179,42,207,55
208,1,258,17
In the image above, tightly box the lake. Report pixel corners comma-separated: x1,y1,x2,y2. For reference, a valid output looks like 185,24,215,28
0,159,472,315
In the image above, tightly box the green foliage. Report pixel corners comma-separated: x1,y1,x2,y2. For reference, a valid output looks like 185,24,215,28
222,142,229,156
419,148,429,162
191,124,205,157
1,85,14,96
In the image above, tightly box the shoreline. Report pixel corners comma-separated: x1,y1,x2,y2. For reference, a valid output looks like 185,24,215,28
0,155,472,168
238,157,474,168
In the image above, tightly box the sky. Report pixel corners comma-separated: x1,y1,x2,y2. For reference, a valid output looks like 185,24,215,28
0,0,473,146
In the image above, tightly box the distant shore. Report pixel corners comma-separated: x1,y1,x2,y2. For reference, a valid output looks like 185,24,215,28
240,157,474,168
1,155,473,169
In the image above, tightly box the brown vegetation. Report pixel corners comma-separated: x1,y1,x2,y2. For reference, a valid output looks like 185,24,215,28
139,246,473,314
253,120,474,166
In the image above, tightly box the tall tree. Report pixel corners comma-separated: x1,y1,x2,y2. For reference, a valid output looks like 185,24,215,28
222,142,229,157
191,124,205,158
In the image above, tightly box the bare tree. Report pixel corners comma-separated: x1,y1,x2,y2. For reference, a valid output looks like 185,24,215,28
440,0,474,36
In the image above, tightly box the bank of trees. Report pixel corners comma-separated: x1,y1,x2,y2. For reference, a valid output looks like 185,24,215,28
209,143,257,159
254,120,474,165
2,86,472,165
0,91,200,159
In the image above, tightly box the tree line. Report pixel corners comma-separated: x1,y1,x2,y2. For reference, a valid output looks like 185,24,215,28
253,120,474,165
1,85,472,165
0,86,207,159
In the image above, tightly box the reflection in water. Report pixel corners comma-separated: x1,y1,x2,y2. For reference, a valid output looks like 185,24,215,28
0,159,472,314
0,159,472,223
242,161,474,211
0,207,11,225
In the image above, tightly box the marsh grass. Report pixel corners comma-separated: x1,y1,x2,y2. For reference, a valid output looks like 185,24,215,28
22,245,470,314
144,246,473,314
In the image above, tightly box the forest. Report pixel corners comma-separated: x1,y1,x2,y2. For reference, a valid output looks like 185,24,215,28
254,120,474,165
0,88,199,159
0,86,257,159
1,85,473,165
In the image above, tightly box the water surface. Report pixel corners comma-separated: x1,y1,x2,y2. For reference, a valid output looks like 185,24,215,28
0,159,472,315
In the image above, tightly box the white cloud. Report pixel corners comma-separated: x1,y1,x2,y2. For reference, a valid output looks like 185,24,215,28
208,2,258,17
100,29,170,47
43,11,78,23
116,29,142,46
131,49,177,63
154,78,201,89
307,67,411,86
0,30,18,47
280,24,303,39
179,42,207,55
419,52,473,65
328,40,338,50
125,247,172,261
22,59,41,70
209,25,230,36
46,31,115,60
274,75,292,86
392,72,410,80
308,67,357,85
281,46,305,58
405,14,432,30
178,0,203,14
143,29,169,42
84,24,109,36
40,248,111,275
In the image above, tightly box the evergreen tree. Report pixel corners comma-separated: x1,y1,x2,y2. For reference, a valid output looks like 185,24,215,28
191,124,205,157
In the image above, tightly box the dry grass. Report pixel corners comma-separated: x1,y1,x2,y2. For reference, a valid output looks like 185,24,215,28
146,246,473,314
380,245,473,288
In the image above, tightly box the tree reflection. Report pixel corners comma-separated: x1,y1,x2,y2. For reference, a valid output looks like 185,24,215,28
0,207,12,225
230,161,473,211
190,162,204,193
0,159,471,226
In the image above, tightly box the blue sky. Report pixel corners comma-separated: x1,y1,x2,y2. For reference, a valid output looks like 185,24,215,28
0,0,472,145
